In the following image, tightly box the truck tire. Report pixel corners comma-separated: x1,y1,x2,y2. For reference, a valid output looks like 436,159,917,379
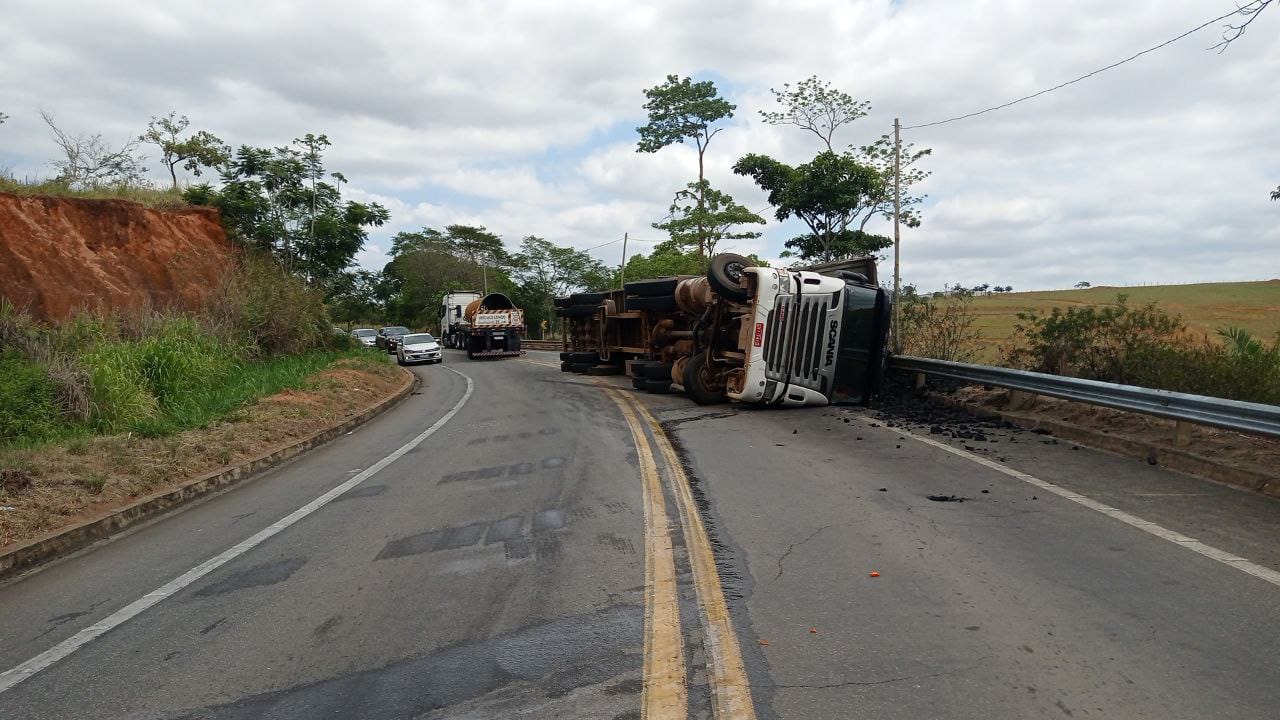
560,361,574,372
642,378,674,394
639,362,674,380
565,351,599,363
567,362,594,373
623,296,679,313
708,253,751,303
558,304,599,318
586,365,621,376
632,376,648,390
682,352,729,405
624,277,679,298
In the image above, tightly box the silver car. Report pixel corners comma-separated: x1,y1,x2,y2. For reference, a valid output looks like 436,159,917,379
397,333,443,365
351,328,378,348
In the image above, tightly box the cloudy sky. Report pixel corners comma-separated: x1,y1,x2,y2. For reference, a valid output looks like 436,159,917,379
1,0,1276,291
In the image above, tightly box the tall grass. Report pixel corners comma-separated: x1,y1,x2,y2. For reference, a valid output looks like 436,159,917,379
0,175,188,211
0,255,366,445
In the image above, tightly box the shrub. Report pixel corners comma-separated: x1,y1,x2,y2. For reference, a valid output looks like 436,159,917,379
209,253,333,356
0,351,67,442
1002,295,1183,383
1002,295,1280,404
896,285,981,362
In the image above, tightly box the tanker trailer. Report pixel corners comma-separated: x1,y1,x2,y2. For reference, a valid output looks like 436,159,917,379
461,293,525,359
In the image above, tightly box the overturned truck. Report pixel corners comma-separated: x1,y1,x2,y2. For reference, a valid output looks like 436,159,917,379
554,254,891,406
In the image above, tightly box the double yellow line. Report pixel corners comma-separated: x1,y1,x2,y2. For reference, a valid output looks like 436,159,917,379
605,388,757,720
522,356,756,718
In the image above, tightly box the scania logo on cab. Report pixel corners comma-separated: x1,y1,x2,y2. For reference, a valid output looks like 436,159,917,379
824,320,839,366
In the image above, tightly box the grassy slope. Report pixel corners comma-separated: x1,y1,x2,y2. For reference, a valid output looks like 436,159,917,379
967,280,1280,360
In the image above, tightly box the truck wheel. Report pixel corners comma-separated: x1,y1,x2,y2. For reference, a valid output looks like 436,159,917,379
623,296,679,313
560,361,574,372
682,352,729,405
639,362,674,380
624,277,679,298
565,351,599,363
708,253,751,303
567,362,594,373
586,365,621,376
643,379,674,394
632,376,648,390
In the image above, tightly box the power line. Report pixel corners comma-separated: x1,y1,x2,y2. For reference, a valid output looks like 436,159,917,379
902,2,1265,131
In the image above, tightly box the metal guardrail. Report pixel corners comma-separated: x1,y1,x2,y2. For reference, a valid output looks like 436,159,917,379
889,355,1280,439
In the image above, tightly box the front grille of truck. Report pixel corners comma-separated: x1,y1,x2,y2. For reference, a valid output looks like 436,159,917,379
761,294,834,392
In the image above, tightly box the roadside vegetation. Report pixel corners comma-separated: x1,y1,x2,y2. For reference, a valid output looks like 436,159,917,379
1001,296,1280,405
0,254,374,446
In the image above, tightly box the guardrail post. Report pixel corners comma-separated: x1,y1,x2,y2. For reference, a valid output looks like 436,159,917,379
914,372,926,391
1008,390,1035,411
1174,420,1192,448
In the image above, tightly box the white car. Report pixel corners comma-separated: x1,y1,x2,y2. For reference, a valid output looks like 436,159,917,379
397,333,443,365
351,328,378,348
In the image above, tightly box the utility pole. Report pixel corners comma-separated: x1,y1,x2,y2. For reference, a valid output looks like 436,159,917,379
619,232,629,311
892,117,902,352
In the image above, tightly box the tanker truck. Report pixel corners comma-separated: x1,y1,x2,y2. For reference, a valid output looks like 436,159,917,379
459,292,526,359
440,290,482,349
554,253,890,406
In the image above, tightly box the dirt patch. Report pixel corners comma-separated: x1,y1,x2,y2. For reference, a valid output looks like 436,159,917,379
0,357,405,548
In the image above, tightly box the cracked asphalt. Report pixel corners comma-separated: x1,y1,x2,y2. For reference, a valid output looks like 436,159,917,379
3,350,1280,718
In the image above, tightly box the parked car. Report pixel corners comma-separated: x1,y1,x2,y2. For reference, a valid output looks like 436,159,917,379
351,328,378,348
397,333,443,365
376,326,411,352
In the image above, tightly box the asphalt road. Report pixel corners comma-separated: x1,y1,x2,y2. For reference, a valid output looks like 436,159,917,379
2,349,1279,719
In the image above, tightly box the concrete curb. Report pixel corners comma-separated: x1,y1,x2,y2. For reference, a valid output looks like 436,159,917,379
940,396,1279,498
0,366,418,580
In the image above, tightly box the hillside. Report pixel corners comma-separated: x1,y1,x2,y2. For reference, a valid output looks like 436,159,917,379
966,280,1280,360
0,192,235,321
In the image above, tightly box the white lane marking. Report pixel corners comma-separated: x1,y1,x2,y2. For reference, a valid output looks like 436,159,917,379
0,368,475,694
889,421,1280,588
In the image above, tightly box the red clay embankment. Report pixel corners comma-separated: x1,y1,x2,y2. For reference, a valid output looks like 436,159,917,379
0,192,236,321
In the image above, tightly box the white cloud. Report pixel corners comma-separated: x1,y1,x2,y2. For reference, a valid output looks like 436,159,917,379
1,0,1277,291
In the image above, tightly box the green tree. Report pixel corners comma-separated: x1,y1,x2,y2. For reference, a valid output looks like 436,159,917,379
138,112,230,189
759,75,870,152
733,151,886,262
380,227,516,329
0,111,8,126
652,180,765,256
510,236,608,337
618,240,769,285
761,76,932,233
637,75,736,255
186,136,388,282
326,269,383,325
1271,185,1279,201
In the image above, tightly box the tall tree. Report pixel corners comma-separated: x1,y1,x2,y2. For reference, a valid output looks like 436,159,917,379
759,76,870,152
637,75,736,255
1271,185,1279,201
187,137,387,281
138,112,230,189
40,111,146,189
510,236,608,335
652,180,765,256
733,151,886,262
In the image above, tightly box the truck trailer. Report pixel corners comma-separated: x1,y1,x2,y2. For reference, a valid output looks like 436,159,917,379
456,292,525,359
554,253,890,406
